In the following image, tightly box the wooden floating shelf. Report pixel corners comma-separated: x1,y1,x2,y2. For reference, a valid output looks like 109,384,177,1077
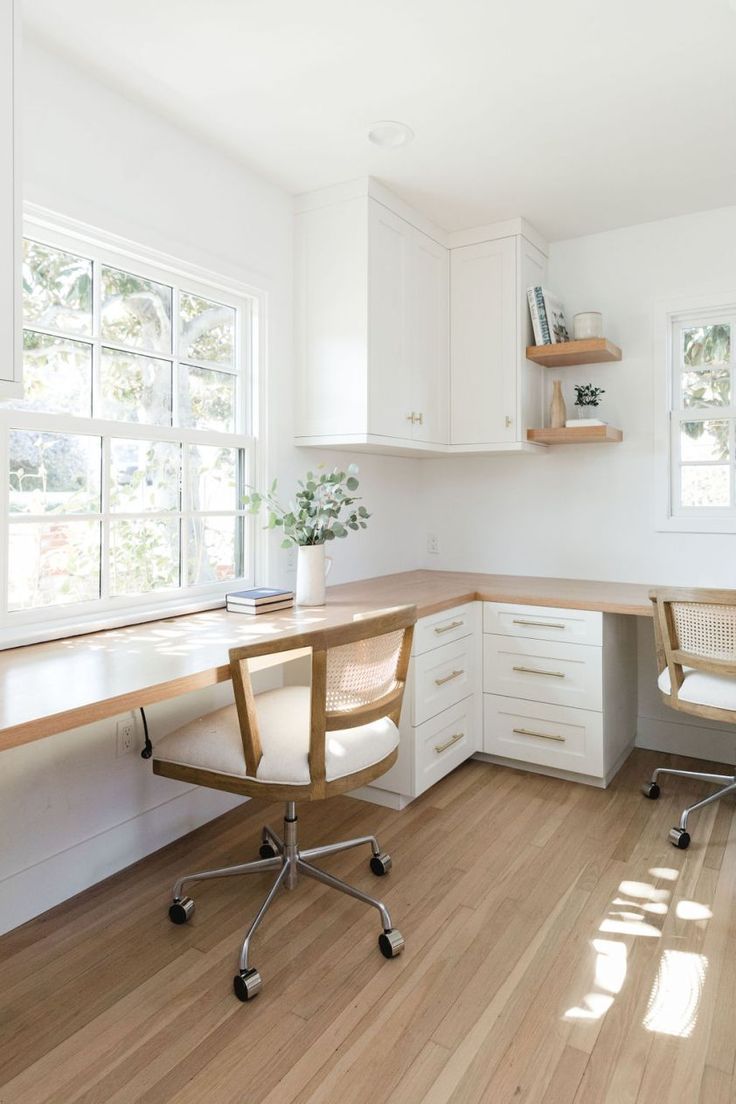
527,425,623,445
526,338,622,367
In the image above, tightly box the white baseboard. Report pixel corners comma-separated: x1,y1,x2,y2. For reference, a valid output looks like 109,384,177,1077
349,784,413,810
0,786,245,935
636,715,736,766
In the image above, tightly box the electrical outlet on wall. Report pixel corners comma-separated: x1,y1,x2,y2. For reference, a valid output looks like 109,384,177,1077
116,717,136,757
286,546,297,573
426,533,439,555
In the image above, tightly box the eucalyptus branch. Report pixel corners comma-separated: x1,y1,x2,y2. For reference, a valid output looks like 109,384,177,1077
243,464,371,547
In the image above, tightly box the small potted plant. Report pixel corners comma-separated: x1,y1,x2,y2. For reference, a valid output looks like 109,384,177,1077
569,383,606,426
243,464,370,606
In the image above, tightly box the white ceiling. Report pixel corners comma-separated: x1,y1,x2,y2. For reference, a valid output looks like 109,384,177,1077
23,0,736,241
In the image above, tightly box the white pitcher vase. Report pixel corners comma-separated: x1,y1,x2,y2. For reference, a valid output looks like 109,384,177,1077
296,544,333,606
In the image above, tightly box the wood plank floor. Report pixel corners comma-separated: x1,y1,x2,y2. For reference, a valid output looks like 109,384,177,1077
2,748,736,1103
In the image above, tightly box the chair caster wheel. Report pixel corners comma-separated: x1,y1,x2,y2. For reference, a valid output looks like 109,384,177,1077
669,827,691,850
259,843,277,859
233,967,262,1001
169,897,194,924
370,852,392,876
642,781,660,800
378,929,404,959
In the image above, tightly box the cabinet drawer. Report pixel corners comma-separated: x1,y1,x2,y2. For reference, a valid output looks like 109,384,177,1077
413,602,477,656
483,603,602,647
413,635,477,724
416,696,477,796
483,636,602,711
483,694,604,777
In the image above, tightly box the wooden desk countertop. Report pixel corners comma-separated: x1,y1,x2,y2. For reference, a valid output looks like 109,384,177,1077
0,570,652,752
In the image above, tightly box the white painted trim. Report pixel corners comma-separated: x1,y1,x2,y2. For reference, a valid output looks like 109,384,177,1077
3,207,269,643
0,784,246,935
446,219,548,256
636,714,736,766
654,292,736,533
292,177,548,258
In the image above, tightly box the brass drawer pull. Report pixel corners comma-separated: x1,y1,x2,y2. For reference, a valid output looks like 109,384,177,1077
513,727,566,744
435,731,464,754
512,665,565,678
434,620,464,635
435,669,464,686
512,619,566,630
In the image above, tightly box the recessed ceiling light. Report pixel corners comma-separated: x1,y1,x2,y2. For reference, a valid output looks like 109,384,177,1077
368,121,415,149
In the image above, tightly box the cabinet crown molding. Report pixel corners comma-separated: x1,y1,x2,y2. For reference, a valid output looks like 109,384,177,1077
294,176,547,257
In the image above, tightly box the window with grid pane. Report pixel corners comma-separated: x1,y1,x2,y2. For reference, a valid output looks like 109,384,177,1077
0,219,256,640
670,316,736,517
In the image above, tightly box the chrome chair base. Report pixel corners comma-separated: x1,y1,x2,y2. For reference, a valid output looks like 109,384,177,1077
168,801,403,1001
642,766,736,849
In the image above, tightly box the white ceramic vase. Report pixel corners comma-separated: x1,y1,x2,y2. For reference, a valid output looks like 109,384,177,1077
296,544,333,606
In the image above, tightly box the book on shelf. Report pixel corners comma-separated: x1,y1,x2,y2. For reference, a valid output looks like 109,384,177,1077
527,286,550,345
226,587,294,607
226,597,295,615
543,290,570,344
527,287,570,345
565,418,606,428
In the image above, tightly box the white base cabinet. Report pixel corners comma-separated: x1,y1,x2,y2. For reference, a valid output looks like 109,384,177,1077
481,602,637,787
355,602,482,808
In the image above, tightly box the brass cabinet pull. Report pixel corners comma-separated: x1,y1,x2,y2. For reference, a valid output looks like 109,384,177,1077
435,731,464,754
513,727,566,743
406,412,424,425
434,620,464,635
406,411,415,422
512,665,566,678
415,412,423,425
512,619,566,630
434,669,464,687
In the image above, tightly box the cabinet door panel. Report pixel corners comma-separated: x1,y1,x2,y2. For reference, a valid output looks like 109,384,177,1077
368,202,413,439
451,237,516,445
410,229,449,444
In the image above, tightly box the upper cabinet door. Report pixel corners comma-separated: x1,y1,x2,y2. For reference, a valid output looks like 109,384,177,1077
409,228,449,445
368,201,414,440
0,0,20,397
451,237,517,445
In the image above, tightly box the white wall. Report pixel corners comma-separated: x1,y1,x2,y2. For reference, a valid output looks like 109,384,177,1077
1,38,422,934
421,205,736,586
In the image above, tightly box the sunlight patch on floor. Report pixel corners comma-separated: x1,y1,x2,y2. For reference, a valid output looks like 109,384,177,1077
643,950,708,1037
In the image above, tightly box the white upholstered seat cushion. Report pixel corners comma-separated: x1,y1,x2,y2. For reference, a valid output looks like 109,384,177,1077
153,686,399,785
658,667,736,713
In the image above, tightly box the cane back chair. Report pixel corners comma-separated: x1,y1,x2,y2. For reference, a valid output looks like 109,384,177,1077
153,604,416,1000
643,587,736,849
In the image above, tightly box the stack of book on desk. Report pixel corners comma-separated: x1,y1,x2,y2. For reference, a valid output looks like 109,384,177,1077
226,587,294,615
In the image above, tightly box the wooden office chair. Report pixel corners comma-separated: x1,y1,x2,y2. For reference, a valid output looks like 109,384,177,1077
643,587,736,849
153,605,416,1001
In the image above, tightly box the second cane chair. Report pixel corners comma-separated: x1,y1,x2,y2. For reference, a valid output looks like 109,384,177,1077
152,604,416,1000
643,587,736,848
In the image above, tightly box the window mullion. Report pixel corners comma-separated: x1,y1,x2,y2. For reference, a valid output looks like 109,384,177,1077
100,436,110,601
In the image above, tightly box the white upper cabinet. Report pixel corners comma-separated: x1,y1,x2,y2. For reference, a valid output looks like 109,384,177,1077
294,180,546,456
450,230,547,449
295,183,449,454
0,0,20,398
451,237,517,445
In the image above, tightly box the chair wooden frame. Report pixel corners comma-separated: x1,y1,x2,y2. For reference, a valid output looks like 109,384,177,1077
153,605,416,801
650,587,736,724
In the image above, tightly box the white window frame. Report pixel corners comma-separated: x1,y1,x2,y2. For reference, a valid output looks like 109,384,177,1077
0,205,266,647
655,291,736,534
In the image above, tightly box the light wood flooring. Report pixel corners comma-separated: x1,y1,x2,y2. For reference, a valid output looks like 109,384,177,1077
2,748,736,1104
